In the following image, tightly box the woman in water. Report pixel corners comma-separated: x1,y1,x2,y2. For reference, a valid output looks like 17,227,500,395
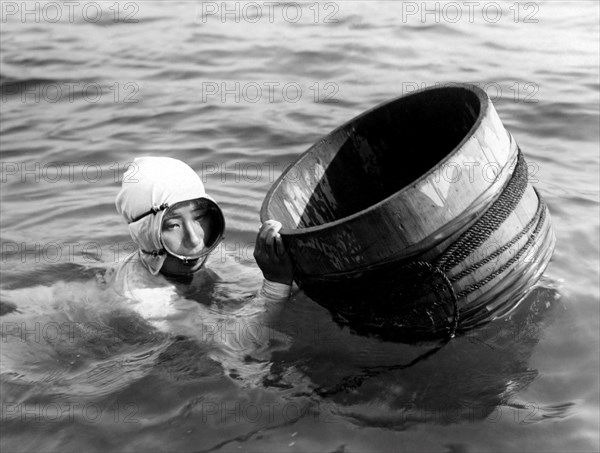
110,156,294,331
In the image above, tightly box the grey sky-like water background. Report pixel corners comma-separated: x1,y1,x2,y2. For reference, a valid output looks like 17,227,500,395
1,1,599,452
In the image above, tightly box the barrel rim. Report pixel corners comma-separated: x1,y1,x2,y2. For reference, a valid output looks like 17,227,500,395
261,83,491,236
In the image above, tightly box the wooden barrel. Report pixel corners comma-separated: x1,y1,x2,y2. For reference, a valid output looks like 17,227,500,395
261,84,555,340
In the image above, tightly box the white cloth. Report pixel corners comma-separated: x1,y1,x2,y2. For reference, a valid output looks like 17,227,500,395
260,279,292,301
115,156,223,275
110,252,292,334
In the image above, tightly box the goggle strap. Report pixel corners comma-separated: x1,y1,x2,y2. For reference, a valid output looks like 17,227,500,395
129,203,169,224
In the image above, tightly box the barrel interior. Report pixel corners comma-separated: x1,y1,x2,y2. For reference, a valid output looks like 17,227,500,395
267,87,483,229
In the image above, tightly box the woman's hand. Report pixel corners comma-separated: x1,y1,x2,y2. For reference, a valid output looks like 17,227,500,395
254,220,294,285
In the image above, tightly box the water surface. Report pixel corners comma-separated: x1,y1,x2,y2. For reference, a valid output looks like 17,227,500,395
1,1,599,452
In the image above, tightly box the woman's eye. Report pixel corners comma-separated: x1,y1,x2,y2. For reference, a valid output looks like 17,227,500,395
165,223,180,230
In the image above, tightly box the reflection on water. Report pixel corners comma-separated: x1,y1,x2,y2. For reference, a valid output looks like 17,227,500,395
265,281,566,428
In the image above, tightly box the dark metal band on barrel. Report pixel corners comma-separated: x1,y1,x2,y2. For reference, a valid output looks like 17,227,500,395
296,148,549,339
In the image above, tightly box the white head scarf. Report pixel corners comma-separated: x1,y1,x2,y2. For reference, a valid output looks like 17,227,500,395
115,156,225,275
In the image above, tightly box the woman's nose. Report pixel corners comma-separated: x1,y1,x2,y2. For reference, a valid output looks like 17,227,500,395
183,222,204,248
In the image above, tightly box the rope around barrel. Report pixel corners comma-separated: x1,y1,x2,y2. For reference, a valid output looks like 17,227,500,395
296,148,549,340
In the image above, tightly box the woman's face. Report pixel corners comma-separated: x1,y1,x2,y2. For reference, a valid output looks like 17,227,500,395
161,199,213,260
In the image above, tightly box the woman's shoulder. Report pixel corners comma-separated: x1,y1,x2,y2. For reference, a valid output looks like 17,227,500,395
110,251,220,299
110,251,162,297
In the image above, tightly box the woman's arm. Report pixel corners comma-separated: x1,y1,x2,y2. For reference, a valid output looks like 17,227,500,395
254,220,294,302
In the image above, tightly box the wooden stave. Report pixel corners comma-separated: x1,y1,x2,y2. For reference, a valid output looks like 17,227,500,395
262,85,516,277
